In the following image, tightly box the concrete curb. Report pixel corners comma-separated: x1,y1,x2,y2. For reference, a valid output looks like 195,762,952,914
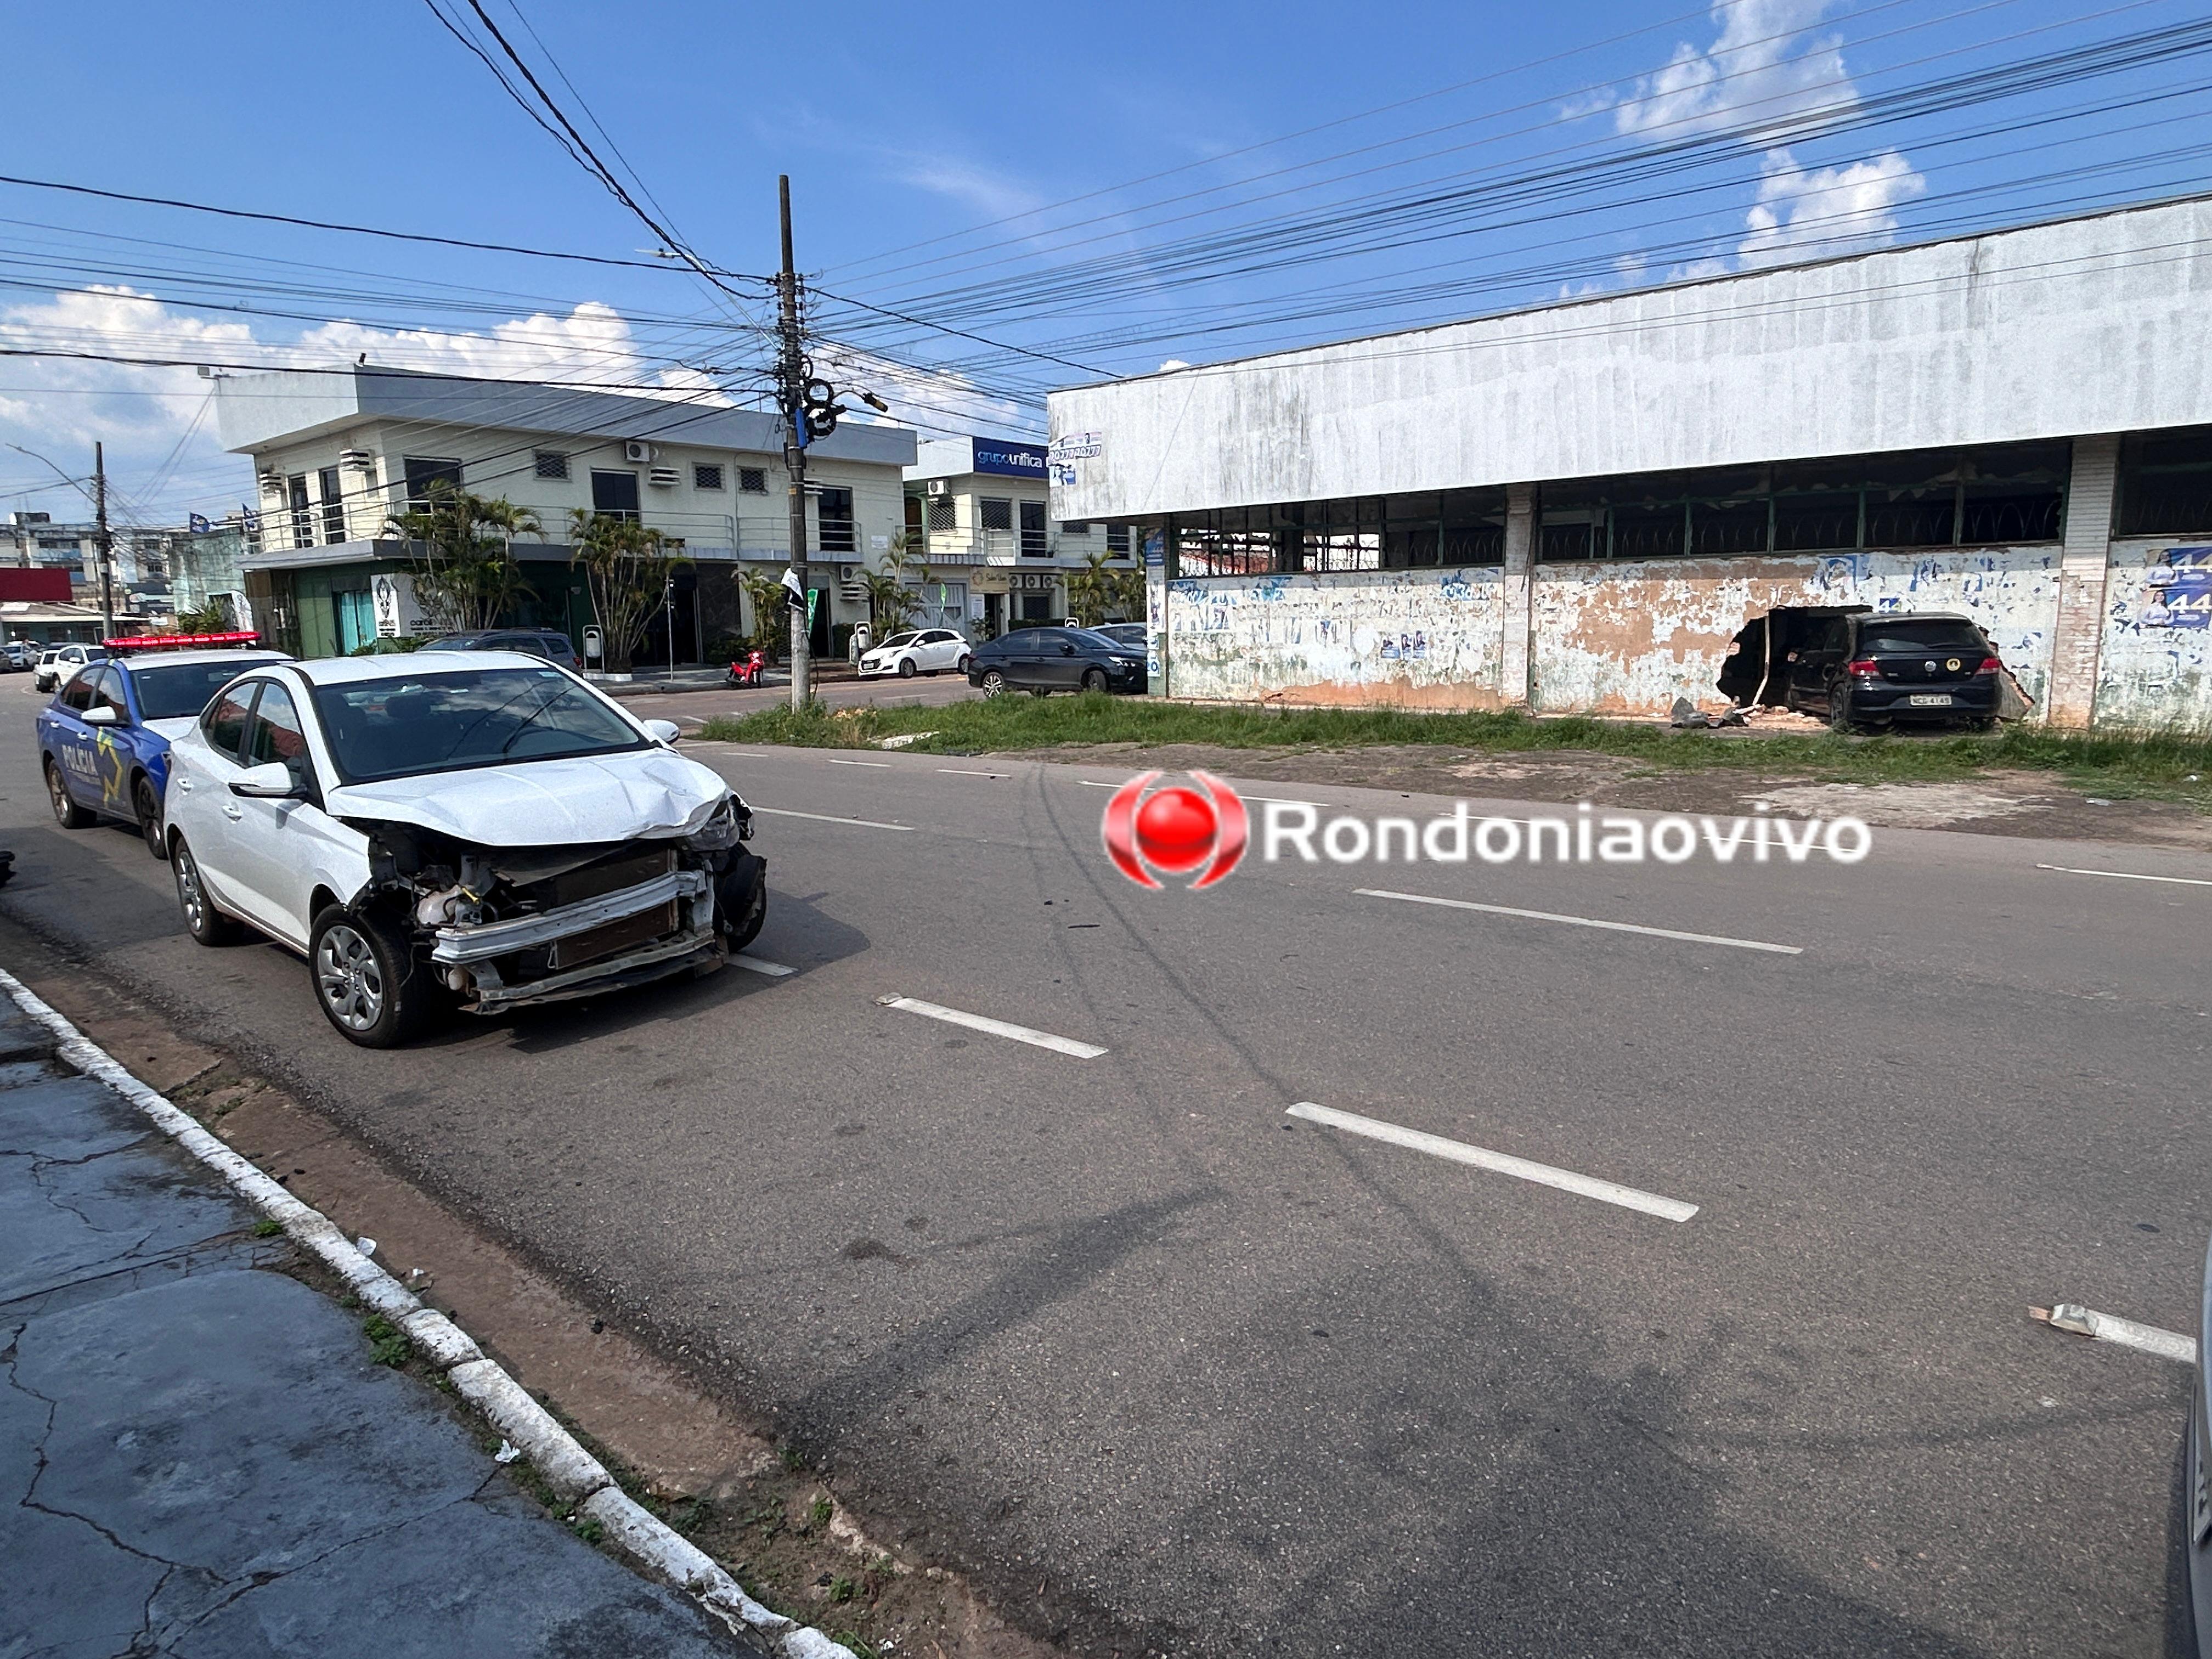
0,967,850,1659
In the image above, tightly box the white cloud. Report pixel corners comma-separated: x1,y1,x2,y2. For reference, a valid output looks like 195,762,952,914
1595,1,1926,283
0,287,727,524
1736,146,1925,268
1612,0,1853,139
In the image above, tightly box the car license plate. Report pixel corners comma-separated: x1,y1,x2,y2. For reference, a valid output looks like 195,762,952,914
1908,693,1953,707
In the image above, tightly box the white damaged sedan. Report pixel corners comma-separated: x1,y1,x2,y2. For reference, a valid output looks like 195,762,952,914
162,652,764,1047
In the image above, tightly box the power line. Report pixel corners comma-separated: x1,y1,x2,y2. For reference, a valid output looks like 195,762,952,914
0,173,772,281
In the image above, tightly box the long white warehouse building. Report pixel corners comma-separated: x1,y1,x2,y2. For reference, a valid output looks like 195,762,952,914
1046,194,2212,729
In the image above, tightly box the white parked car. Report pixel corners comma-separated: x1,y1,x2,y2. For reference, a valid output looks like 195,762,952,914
857,628,970,679
33,642,109,692
162,652,766,1047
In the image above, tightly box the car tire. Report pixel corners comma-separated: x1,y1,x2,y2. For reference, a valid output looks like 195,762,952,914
132,775,167,860
898,657,917,678
171,834,245,946
1081,667,1108,693
957,654,972,675
1826,685,1858,735
309,904,438,1049
980,669,1007,698
716,853,768,951
44,759,94,828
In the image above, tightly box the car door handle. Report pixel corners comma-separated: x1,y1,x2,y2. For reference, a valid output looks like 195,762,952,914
176,778,193,793
221,804,243,821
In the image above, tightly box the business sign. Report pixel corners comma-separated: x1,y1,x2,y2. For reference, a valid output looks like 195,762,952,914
972,441,1049,478
2142,547,2212,629
1143,528,1166,568
1049,431,1104,461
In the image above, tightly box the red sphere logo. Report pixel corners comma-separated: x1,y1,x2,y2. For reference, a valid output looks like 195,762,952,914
1102,771,1247,889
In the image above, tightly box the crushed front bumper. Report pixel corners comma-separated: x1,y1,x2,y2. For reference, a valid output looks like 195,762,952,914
432,866,721,1011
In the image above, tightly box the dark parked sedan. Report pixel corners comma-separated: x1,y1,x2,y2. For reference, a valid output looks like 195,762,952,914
419,629,582,671
1782,612,2006,731
967,627,1146,697
2191,1231,2212,1651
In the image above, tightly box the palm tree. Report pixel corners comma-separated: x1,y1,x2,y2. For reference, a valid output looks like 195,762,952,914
1066,548,1143,627
383,481,541,632
733,566,787,654
568,509,678,673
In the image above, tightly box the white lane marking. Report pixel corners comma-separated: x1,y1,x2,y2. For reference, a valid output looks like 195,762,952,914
876,994,1107,1059
939,768,1009,778
1288,1102,1697,1222
2036,862,2212,888
733,955,794,978
752,806,915,832
1076,779,1120,789
827,758,891,768
1357,888,1801,956
1243,794,1324,806
2035,1303,2198,1363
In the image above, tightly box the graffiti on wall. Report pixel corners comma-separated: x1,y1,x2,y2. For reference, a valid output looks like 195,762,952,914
1530,546,2063,717
1165,566,1506,707
2095,543,2212,730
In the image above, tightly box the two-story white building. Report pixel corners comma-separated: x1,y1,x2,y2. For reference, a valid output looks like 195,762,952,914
213,366,916,663
903,436,1136,636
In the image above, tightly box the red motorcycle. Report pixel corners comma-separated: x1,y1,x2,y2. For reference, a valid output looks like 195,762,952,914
725,650,766,687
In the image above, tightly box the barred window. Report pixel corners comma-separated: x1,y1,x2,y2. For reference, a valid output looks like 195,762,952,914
926,496,957,532
738,467,768,494
693,463,725,491
979,498,1013,532
533,451,569,481
1106,524,1131,554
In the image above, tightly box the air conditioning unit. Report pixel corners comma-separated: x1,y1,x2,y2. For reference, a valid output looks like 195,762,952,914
624,441,656,464
338,449,373,468
648,466,680,488
926,479,948,496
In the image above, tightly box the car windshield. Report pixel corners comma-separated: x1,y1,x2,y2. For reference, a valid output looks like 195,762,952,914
309,667,647,783
132,661,274,721
1859,619,1987,653
419,636,486,651
1069,629,1127,650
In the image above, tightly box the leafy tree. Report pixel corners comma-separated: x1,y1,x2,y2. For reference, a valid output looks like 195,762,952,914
1065,549,1144,627
568,510,680,673
173,601,233,634
860,567,921,638
383,481,540,632
733,566,787,655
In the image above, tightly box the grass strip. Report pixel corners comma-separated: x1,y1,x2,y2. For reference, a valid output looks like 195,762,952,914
697,697,2212,803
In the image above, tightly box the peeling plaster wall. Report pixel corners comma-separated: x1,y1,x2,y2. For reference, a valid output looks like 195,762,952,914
2094,539,2212,732
1530,546,2063,716
1165,566,1507,707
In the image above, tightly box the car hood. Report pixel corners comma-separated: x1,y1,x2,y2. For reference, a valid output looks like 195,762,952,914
325,747,731,847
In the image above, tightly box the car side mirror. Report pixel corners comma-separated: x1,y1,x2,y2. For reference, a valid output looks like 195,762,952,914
230,761,306,800
641,718,681,746
81,704,120,726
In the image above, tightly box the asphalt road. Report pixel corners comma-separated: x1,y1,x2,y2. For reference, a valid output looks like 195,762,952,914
3,671,2207,1657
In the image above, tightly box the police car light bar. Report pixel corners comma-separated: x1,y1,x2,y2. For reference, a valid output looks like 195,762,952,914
103,630,262,653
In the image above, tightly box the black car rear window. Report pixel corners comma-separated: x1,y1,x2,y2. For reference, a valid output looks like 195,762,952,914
131,660,276,721
1857,619,1988,653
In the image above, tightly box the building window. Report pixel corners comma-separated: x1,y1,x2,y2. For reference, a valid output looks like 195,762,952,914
590,470,641,521
979,497,1013,532
287,475,313,549
2117,426,2212,536
817,486,856,554
738,467,768,494
694,463,725,492
1106,524,1131,555
318,467,346,544
925,496,957,533
1533,442,2069,563
1060,521,1092,535
534,450,570,481
1019,499,1048,557
402,456,462,514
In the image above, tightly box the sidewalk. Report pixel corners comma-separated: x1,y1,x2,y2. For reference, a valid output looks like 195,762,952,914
0,994,770,1658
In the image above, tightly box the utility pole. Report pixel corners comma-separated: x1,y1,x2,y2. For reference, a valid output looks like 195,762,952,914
777,174,810,710
92,442,115,640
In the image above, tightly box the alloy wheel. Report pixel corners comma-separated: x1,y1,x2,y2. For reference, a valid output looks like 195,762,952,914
47,766,71,825
315,923,385,1033
174,845,206,932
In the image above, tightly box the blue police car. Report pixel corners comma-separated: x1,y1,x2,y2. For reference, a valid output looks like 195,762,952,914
37,644,289,859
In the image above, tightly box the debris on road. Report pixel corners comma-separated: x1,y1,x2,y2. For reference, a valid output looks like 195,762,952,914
2029,1303,2197,1363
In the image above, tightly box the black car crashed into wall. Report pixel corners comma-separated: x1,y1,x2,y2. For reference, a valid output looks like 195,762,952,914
966,627,1146,697
1778,612,2008,730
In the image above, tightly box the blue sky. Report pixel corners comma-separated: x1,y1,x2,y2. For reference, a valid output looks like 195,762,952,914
2,0,2207,528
